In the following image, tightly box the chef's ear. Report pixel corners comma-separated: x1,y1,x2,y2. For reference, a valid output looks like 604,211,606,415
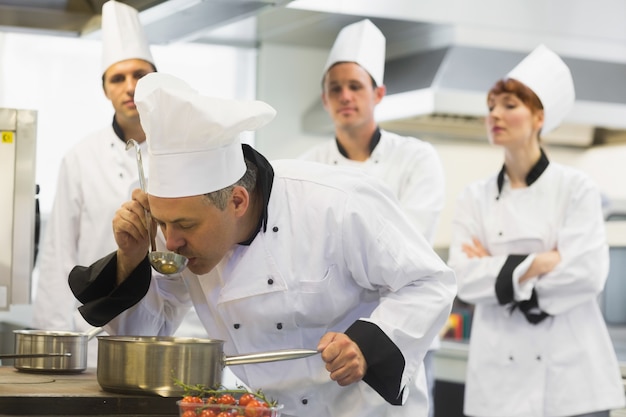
374,84,386,104
230,185,250,216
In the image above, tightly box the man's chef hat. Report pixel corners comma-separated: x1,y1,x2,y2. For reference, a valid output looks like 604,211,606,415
134,73,277,198
101,0,154,74
506,44,575,134
322,19,386,86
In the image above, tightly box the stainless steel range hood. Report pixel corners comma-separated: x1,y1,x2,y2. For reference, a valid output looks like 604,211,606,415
303,45,626,147
0,0,289,42
0,1,162,37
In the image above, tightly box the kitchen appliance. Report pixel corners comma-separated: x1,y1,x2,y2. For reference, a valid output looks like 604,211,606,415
97,336,318,397
0,107,37,311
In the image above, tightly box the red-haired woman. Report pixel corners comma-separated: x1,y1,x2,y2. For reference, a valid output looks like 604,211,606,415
448,45,625,417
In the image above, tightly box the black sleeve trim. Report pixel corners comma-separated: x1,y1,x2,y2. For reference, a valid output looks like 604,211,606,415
69,252,152,327
516,289,550,324
345,320,405,405
495,254,528,305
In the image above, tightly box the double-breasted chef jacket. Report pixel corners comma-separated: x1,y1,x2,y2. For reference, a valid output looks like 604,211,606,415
70,145,457,417
448,151,625,417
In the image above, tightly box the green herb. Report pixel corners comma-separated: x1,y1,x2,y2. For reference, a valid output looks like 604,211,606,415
172,376,278,407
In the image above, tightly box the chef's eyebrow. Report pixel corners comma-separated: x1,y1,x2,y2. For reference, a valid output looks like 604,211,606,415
152,215,192,224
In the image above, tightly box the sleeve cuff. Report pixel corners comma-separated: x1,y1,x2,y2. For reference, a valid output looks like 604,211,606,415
512,253,537,302
495,254,528,305
345,320,405,405
69,253,152,327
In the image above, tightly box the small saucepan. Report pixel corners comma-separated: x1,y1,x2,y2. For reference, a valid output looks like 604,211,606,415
97,336,319,397
12,327,104,373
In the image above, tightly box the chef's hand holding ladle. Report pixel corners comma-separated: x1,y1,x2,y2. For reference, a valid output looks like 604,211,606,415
125,139,188,275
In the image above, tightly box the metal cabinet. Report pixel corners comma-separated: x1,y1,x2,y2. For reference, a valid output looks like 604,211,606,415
603,246,626,325
0,108,37,310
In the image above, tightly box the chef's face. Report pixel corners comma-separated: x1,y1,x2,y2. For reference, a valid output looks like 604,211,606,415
322,62,385,132
148,193,240,275
486,92,544,148
103,59,155,123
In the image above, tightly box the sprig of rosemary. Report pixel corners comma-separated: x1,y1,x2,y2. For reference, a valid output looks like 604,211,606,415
172,375,278,407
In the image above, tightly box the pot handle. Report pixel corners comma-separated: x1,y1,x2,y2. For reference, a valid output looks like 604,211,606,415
224,349,319,367
0,352,71,359
85,327,105,341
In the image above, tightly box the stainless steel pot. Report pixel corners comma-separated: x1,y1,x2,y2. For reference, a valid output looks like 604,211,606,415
97,336,318,397
13,327,103,373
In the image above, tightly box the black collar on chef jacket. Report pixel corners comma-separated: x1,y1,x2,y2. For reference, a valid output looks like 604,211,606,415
238,144,274,246
335,127,382,159
112,116,126,142
496,147,550,199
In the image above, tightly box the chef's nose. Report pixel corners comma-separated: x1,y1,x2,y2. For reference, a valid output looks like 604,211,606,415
489,103,505,117
163,231,185,254
339,87,352,101
486,110,499,126
125,76,137,95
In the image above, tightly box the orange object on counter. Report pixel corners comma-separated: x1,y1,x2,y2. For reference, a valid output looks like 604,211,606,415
441,313,464,340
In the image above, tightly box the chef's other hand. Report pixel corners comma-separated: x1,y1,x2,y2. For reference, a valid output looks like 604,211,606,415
112,188,152,283
519,249,561,284
462,237,490,258
318,332,367,386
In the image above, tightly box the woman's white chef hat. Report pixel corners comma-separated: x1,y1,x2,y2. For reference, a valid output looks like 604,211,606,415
101,0,154,75
134,73,276,198
323,19,386,86
506,44,575,134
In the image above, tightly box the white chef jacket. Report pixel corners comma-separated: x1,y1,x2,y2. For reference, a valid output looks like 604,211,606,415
300,129,445,245
448,158,625,417
96,159,457,417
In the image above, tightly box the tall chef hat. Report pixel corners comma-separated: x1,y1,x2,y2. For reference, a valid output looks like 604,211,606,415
323,19,386,86
101,0,154,74
134,73,277,198
506,44,575,134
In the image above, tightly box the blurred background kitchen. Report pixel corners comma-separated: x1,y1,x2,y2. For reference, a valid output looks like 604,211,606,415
1,1,625,416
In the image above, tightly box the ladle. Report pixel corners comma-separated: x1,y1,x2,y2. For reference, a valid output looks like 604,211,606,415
125,139,189,275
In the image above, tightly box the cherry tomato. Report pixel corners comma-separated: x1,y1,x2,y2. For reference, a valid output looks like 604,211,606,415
244,399,268,417
199,409,218,417
238,393,256,407
181,396,204,412
217,412,233,417
182,411,196,417
216,394,236,405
